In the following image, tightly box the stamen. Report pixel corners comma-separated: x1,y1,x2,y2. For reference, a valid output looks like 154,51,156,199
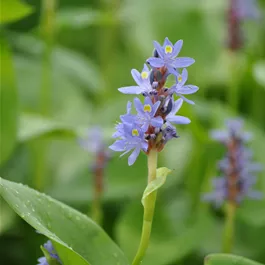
165,45,173,54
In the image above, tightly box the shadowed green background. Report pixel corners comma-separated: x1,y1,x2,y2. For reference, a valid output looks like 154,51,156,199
0,0,265,264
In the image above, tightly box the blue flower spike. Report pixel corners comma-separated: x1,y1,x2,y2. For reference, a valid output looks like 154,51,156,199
111,37,199,165
203,119,263,206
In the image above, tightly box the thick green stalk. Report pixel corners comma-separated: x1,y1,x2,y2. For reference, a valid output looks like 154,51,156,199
222,202,236,253
132,150,158,265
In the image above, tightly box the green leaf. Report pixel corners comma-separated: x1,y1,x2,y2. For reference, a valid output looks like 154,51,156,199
0,38,18,165
141,167,171,206
18,113,80,142
204,254,264,265
56,8,116,29
0,0,33,24
0,178,129,265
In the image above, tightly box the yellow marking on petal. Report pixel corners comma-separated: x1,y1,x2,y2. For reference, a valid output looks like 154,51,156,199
132,129,139,136
178,75,182,83
141,71,149,79
165,45,173,54
143,104,152,113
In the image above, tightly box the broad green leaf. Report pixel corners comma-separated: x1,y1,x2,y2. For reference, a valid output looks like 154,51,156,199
204,254,264,265
0,38,18,165
0,178,129,265
253,61,265,88
141,167,171,206
0,0,33,24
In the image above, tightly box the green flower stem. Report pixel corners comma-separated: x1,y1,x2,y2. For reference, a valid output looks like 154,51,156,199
132,150,158,265
222,202,236,253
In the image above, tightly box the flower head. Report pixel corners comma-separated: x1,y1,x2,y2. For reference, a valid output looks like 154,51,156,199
37,240,62,265
169,69,199,105
118,64,153,95
203,119,263,206
109,122,148,166
134,97,163,131
147,38,195,76
111,37,198,165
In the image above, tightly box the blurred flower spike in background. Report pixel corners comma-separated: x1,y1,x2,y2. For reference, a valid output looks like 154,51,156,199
227,0,261,51
37,241,62,265
79,126,110,173
203,119,263,207
110,38,199,165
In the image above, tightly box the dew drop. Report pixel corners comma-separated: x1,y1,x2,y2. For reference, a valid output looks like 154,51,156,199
75,216,80,221
47,222,52,229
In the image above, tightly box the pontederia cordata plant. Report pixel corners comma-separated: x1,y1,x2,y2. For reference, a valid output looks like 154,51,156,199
110,37,199,265
203,119,262,253
1,36,264,265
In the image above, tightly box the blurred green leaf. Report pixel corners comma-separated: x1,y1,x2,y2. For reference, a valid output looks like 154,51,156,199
0,199,16,234
204,254,263,265
0,178,129,265
0,38,18,165
253,61,265,88
142,167,171,206
56,8,117,29
0,0,33,24
18,113,80,142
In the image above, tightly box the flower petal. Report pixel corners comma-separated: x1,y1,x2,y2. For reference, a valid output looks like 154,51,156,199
109,140,126,151
177,85,199,95
146,57,164,68
172,39,183,57
118,86,142,94
171,98,183,114
151,116,163,128
134,97,144,115
153,41,164,58
131,69,142,86
173,57,195,68
166,115,190,124
128,147,141,166
180,68,188,85
178,94,195,105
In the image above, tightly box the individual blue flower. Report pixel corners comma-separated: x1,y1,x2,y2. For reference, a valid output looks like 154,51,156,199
37,240,62,265
169,68,199,105
165,98,191,124
118,64,153,95
134,97,163,131
109,123,148,166
147,38,195,76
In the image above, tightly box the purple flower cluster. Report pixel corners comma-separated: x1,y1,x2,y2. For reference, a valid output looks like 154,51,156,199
110,38,199,165
203,119,263,207
37,241,62,265
79,126,110,172
227,0,260,51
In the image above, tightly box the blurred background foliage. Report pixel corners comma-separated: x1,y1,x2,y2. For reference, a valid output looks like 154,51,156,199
0,0,265,265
